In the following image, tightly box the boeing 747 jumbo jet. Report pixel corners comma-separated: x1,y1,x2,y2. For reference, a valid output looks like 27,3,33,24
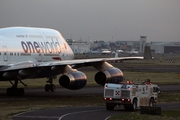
0,27,147,96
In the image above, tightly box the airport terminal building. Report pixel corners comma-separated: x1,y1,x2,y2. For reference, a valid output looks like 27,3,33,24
66,38,180,54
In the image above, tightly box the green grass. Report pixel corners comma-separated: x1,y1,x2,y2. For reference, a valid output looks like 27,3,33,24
123,71,180,84
109,111,180,120
158,91,180,103
162,110,180,118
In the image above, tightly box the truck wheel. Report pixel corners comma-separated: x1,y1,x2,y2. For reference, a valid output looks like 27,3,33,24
149,98,155,107
132,99,137,111
106,103,115,110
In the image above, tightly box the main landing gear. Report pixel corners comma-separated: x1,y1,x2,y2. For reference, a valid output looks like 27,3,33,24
7,79,27,96
44,77,56,92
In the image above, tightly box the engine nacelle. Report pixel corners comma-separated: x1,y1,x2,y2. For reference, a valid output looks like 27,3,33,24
59,71,87,90
94,67,124,86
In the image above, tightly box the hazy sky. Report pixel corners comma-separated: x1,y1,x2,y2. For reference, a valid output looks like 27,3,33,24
0,0,180,42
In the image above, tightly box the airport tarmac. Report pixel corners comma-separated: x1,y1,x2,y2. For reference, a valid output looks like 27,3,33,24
0,84,180,97
5,85,180,120
13,103,180,120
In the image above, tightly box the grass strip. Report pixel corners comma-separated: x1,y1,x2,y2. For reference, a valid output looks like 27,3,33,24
109,110,180,120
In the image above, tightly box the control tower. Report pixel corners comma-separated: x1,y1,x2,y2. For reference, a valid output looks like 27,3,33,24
140,36,147,53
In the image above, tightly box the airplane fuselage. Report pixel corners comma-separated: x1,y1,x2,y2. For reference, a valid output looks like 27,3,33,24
0,27,74,66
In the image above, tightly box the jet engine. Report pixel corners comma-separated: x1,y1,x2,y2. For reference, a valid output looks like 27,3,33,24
94,67,124,86
59,71,87,90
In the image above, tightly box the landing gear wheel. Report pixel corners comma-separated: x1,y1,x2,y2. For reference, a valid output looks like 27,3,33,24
45,77,56,92
7,88,13,96
6,88,24,96
19,88,25,96
14,88,20,96
50,84,56,92
45,84,50,92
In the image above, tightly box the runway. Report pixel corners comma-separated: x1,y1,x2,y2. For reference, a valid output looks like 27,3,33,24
6,85,180,120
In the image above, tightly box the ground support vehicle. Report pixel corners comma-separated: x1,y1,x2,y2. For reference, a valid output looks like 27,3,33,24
104,80,160,111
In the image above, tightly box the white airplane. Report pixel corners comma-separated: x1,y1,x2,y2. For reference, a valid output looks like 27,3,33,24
0,27,145,96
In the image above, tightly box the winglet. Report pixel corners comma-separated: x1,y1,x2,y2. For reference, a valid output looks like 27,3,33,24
144,46,153,59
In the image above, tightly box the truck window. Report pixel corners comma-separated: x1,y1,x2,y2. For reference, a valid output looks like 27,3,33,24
121,84,127,89
109,77,124,84
153,87,159,92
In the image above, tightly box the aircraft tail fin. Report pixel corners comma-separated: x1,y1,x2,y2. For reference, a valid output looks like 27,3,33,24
144,46,153,59
115,52,118,58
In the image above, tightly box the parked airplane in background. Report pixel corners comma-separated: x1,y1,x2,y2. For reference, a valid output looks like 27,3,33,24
101,50,111,54
0,27,145,96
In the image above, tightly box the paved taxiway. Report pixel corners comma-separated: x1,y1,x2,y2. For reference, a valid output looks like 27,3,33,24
0,84,180,97
13,103,180,120
4,85,178,120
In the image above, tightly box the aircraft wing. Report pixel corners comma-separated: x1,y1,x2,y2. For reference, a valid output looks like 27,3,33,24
1,56,143,72
0,56,146,95
40,56,144,68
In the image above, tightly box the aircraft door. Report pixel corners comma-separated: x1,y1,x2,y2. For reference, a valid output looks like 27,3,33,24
2,46,8,64
38,53,42,62
60,53,65,60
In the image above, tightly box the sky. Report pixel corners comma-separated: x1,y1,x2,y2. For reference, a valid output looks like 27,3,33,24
0,0,180,42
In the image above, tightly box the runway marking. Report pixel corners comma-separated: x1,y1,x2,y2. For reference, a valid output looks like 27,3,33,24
13,109,60,119
58,109,105,120
105,116,111,120
14,115,59,119
13,110,38,117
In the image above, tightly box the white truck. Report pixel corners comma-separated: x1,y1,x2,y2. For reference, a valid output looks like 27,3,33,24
104,80,160,111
